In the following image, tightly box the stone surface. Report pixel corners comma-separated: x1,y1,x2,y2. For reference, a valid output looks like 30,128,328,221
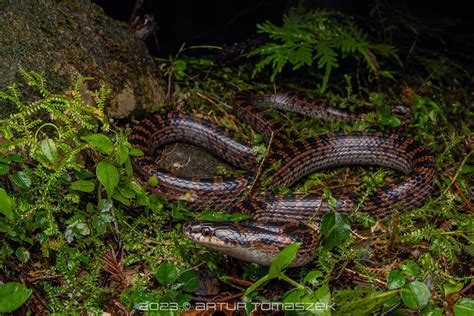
157,143,234,178
0,0,165,118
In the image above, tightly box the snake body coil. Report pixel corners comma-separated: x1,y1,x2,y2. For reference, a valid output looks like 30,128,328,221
129,93,436,267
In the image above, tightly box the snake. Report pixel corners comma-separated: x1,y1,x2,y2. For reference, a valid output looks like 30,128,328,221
129,92,436,267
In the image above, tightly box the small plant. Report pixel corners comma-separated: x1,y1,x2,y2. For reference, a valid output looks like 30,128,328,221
0,70,150,312
248,8,401,91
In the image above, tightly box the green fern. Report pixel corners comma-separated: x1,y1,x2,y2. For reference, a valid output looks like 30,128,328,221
248,8,401,91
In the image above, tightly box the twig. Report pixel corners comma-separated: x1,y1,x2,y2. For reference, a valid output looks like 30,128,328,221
447,172,473,212
225,275,254,287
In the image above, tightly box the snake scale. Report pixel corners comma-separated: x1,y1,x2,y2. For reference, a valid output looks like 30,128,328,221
129,93,436,267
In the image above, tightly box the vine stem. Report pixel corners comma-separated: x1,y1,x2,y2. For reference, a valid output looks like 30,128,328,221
279,273,307,290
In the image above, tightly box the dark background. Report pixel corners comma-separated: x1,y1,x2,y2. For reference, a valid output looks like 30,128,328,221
92,0,473,62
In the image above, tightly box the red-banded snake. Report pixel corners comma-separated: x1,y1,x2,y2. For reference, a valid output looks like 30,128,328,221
129,93,436,267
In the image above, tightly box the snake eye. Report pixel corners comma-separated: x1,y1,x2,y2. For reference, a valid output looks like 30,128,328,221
201,227,212,237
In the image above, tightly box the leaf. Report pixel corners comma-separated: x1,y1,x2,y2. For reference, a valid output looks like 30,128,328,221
400,260,421,277
387,270,406,289
155,262,179,285
177,270,198,292
98,199,113,213
112,190,131,206
96,160,119,198
82,133,113,154
40,138,57,164
0,163,9,175
70,180,96,193
64,220,91,243
443,280,464,295
283,288,307,303
12,171,32,189
118,142,129,164
453,298,474,316
0,188,14,221
320,212,350,250
303,270,324,286
15,247,30,263
129,149,144,156
0,282,32,313
401,281,431,310
148,175,158,187
268,243,300,278
92,213,113,235
460,164,474,174
5,153,23,163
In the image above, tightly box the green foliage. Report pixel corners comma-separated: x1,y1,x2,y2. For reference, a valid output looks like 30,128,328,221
319,212,351,250
244,243,301,297
0,71,158,312
248,8,400,91
0,282,32,313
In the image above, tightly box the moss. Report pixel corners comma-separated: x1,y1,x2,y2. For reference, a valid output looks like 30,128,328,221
0,0,165,118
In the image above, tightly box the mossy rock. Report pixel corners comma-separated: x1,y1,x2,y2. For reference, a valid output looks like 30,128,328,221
0,0,165,118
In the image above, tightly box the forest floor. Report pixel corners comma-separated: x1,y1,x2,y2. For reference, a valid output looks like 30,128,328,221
0,8,472,316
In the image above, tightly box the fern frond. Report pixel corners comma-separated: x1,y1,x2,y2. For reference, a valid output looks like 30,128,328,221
248,8,400,91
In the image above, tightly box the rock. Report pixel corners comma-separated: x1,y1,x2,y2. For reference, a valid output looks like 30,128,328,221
0,0,165,118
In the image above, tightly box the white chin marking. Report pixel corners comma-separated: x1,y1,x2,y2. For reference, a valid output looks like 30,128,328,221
220,247,275,266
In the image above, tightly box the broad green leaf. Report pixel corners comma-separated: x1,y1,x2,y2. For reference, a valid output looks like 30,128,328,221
40,138,57,164
112,190,131,206
15,247,30,263
320,212,350,250
96,160,119,198
313,284,332,315
443,280,463,295
0,163,9,175
98,200,113,213
176,270,198,292
155,262,179,285
0,188,14,220
12,171,32,189
82,133,113,154
92,213,113,235
268,243,300,278
176,293,192,307
64,220,91,243
4,153,23,163
118,142,129,164
70,180,95,193
401,281,431,310
283,288,306,303
400,260,421,277
117,184,135,199
453,298,474,316
303,270,324,286
387,270,405,289
0,282,32,313
137,193,150,206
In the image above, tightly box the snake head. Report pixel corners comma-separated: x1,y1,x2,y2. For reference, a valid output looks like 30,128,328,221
183,220,318,267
